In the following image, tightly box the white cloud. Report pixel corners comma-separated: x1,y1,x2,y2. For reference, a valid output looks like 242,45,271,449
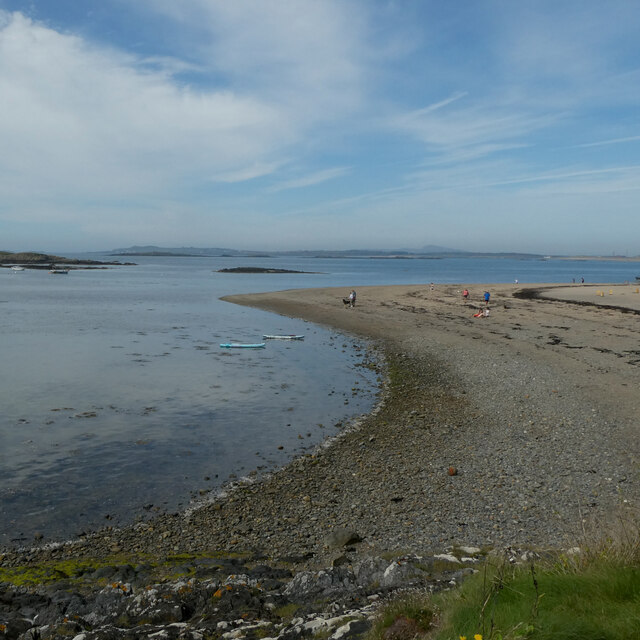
0,11,299,220
0,3,378,243
133,0,369,116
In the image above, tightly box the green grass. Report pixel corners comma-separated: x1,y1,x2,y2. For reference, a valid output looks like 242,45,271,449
434,560,640,639
367,515,640,640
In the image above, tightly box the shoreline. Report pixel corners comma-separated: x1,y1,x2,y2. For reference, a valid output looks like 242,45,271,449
2,282,639,569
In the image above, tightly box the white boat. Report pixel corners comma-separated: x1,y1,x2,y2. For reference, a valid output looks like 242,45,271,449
262,334,305,340
10,266,25,271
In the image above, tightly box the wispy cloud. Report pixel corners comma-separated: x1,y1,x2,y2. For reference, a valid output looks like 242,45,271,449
212,162,283,184
391,99,558,164
268,167,351,192
409,92,468,117
575,135,640,148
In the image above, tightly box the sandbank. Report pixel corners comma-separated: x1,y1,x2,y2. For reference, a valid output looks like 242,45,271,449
534,282,640,312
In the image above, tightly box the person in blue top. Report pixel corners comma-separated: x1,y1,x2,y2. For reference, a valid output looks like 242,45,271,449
484,291,490,305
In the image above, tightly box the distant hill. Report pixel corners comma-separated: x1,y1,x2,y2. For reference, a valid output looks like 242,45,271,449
109,245,544,259
110,245,243,257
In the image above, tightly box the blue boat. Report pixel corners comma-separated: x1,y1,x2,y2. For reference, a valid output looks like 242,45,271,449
220,343,266,349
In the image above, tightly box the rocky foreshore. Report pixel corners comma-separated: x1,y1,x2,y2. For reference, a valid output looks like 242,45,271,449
0,546,494,640
2,282,639,639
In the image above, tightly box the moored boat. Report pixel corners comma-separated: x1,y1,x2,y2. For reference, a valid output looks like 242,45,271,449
220,343,266,349
262,334,304,340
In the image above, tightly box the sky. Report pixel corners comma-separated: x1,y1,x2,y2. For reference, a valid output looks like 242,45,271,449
0,1,639,255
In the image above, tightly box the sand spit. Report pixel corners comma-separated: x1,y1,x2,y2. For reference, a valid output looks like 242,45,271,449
2,282,639,569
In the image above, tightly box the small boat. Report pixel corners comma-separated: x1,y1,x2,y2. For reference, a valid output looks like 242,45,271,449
220,343,266,349
49,269,70,274
262,334,305,340
10,266,25,271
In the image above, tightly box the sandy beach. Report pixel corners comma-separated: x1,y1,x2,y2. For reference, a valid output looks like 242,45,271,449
3,282,639,567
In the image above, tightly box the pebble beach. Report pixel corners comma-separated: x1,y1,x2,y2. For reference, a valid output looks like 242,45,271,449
2,282,640,639
3,282,639,568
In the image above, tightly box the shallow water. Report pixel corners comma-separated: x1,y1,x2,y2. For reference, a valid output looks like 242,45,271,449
1,254,635,545
0,257,380,545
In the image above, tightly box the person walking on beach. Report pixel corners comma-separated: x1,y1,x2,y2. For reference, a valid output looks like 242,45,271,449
462,288,469,301
484,291,490,305
349,289,356,307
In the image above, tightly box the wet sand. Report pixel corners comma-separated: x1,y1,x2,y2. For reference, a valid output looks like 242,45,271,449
3,282,639,567
537,282,640,311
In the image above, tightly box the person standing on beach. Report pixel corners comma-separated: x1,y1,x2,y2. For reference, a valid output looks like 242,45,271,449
349,290,356,307
462,288,469,301
484,291,490,305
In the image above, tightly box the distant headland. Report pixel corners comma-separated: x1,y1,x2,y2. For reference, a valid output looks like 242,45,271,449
0,251,134,269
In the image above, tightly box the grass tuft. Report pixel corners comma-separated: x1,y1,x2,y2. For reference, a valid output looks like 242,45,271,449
368,591,437,640
367,510,640,640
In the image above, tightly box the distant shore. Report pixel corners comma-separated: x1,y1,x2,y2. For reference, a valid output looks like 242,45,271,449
3,281,638,572
0,251,133,268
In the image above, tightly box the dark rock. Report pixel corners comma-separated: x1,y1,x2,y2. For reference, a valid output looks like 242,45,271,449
327,617,372,640
217,267,311,274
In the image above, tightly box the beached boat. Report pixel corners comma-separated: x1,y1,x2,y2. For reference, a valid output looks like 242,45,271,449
262,334,305,340
220,343,266,349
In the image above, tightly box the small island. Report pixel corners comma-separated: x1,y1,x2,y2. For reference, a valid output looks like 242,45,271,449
0,251,135,269
217,266,315,274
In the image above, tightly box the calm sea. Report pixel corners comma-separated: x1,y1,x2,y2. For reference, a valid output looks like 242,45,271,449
0,254,636,545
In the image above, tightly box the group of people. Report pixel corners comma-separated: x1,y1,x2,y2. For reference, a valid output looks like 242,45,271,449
462,287,492,318
462,288,491,305
341,286,494,315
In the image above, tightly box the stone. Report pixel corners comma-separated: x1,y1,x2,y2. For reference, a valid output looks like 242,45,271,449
332,618,371,639
457,546,481,555
323,528,362,549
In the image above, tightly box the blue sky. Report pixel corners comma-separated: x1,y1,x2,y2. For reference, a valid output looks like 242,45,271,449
1,1,639,254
